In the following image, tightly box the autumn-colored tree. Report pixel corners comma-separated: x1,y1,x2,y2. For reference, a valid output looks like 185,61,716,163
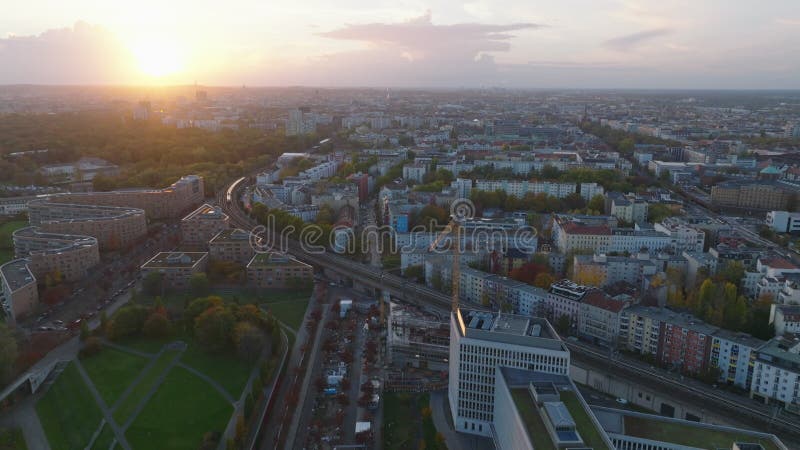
533,272,556,289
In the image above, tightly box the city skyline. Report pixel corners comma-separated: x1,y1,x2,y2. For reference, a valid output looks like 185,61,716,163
1,0,799,89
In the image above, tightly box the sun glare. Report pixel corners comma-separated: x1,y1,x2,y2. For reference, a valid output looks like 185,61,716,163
130,37,183,78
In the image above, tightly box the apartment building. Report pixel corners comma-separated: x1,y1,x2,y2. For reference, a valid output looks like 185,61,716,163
448,309,569,436
572,253,657,288
710,330,764,390
13,227,100,282
609,192,649,224
750,335,800,407
770,304,800,335
0,259,38,324
28,200,147,251
246,252,313,289
711,181,796,211
402,163,428,183
141,252,208,290
473,180,577,199
577,291,630,347
579,182,605,201
658,314,717,375
654,219,706,253
208,228,256,265
52,174,204,220
180,204,230,250
544,279,590,329
766,210,800,233
619,306,666,357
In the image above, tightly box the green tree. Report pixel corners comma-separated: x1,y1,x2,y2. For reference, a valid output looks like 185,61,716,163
189,272,210,297
587,194,606,214
142,271,164,297
143,312,172,338
233,322,266,362
107,305,149,340
195,305,235,353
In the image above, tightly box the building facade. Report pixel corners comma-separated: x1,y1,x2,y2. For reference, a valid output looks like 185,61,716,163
180,204,230,249
448,309,569,437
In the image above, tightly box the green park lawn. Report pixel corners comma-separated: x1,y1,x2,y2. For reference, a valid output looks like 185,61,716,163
0,427,27,450
263,299,309,331
179,341,253,398
126,367,233,450
36,363,103,450
90,424,116,450
82,347,149,405
383,393,419,450
112,349,180,424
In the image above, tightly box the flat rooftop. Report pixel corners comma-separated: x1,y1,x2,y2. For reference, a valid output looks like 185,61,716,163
501,367,612,450
142,252,207,268
0,259,36,292
210,228,251,243
591,407,783,450
182,203,228,222
247,252,310,268
456,310,566,352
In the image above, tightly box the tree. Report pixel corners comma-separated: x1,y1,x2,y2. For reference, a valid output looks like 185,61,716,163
142,271,164,296
107,305,149,340
190,273,210,297
0,323,17,383
233,322,266,362
185,296,224,332
533,272,556,289
143,312,172,338
195,305,235,353
587,194,605,214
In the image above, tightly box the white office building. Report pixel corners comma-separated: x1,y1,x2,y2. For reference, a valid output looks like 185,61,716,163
449,309,569,437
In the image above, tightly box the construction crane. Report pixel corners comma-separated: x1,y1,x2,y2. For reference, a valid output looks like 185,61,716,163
428,201,471,312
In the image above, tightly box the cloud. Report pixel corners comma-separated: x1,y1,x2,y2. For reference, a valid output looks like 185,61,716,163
0,22,136,84
302,12,542,87
603,28,672,51
318,12,541,62
776,18,800,26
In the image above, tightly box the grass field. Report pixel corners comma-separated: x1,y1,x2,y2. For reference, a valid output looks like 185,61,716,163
126,367,233,450
623,415,780,450
0,427,27,450
560,391,612,450
82,347,149,405
383,393,419,450
36,363,103,450
179,341,252,398
112,349,180,424
90,424,116,450
0,220,26,265
263,299,309,331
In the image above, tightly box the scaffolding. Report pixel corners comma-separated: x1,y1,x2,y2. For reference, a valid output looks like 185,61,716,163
386,302,450,371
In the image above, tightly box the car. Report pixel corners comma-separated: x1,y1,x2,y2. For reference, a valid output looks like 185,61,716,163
53,320,64,325
615,398,628,405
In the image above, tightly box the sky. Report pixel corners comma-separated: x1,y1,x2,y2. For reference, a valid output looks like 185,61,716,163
0,0,799,89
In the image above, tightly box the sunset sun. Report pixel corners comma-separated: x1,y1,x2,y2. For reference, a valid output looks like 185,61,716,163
130,37,183,78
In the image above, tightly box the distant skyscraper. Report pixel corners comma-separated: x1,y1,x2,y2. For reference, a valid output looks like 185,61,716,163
286,107,316,136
